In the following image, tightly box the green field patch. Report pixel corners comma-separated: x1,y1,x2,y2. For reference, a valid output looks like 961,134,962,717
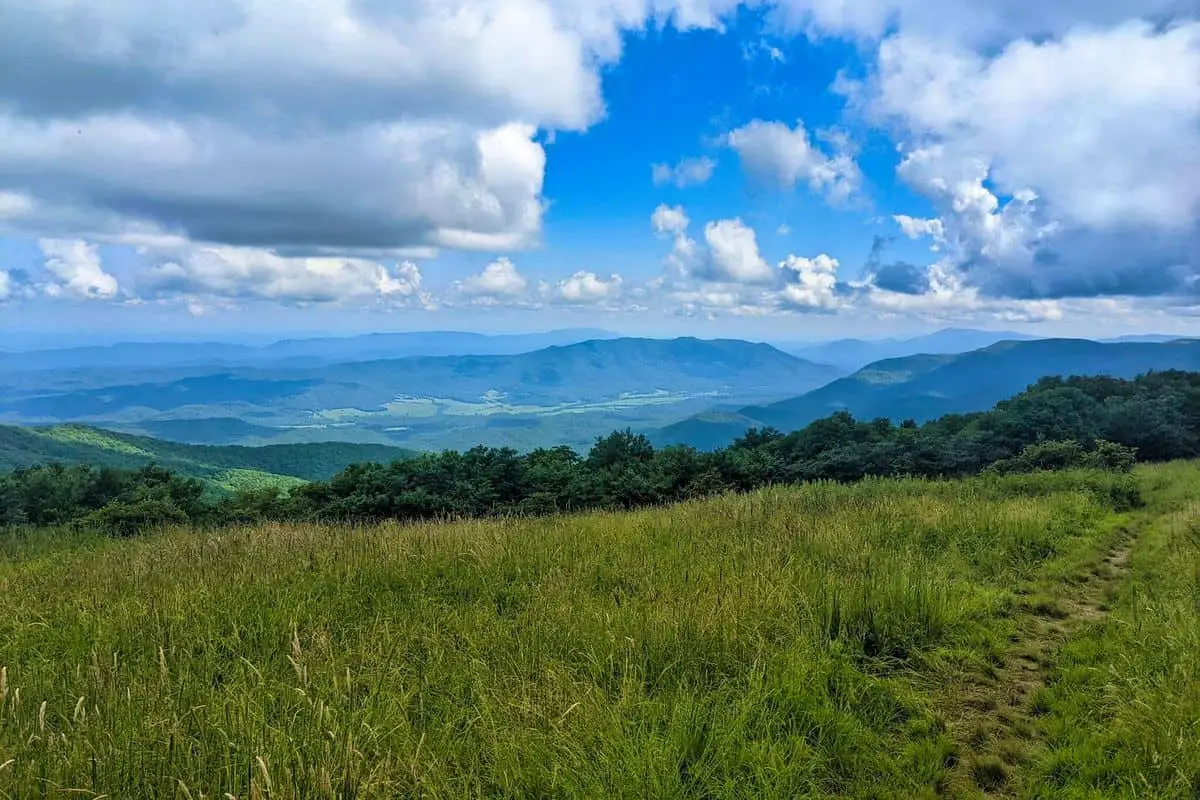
37,424,152,456
209,468,307,494
311,390,720,425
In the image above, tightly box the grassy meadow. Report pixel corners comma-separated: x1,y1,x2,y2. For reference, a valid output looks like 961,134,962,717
0,466,1195,798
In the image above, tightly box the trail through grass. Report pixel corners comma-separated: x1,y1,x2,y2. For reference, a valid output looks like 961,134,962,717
1023,462,1200,798
0,468,1193,798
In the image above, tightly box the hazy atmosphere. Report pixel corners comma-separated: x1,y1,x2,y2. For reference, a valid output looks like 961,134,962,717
2,2,1199,798
1,0,1197,345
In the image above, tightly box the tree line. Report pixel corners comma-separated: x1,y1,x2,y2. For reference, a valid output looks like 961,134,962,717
4,370,1198,535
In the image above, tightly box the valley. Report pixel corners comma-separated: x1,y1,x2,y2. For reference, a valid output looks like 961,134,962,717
0,335,842,451
8,329,1200,455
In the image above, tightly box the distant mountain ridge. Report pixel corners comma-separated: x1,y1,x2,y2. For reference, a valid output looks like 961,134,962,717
778,328,1037,371
656,338,1200,449
777,327,1197,372
0,328,621,372
0,337,842,452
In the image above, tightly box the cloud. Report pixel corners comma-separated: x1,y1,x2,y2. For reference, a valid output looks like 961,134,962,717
552,271,623,304
778,254,842,311
0,115,548,256
3,0,1196,322
146,246,426,305
0,269,9,301
647,210,1084,323
655,208,776,285
743,39,787,62
454,257,529,301
0,0,750,258
853,260,1066,323
875,23,1199,230
652,156,717,188
765,0,1192,47
651,207,847,314
869,261,931,295
893,215,944,243
38,239,120,299
725,119,862,203
868,20,1200,300
700,219,776,284
651,204,691,237
0,191,34,220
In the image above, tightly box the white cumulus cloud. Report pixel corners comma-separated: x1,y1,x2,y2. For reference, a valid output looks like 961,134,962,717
725,119,862,204
893,215,944,242
654,207,776,286
454,257,529,301
779,253,842,311
701,219,776,284
868,19,1200,299
146,246,425,305
651,204,691,237
0,0,751,271
38,239,120,300
553,271,623,304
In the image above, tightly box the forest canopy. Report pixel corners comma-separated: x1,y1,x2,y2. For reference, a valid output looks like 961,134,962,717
4,371,1196,535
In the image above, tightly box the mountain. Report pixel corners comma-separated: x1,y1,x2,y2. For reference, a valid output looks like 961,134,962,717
780,328,1037,371
658,338,1200,449
0,328,619,373
252,328,621,364
0,337,842,452
0,424,414,487
1101,333,1193,344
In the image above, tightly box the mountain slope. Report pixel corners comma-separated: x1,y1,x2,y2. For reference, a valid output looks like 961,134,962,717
659,339,1200,448
0,425,413,481
0,328,619,373
782,328,1036,371
2,338,844,431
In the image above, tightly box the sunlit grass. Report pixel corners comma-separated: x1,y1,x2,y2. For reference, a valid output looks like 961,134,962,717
210,468,308,495
36,424,152,457
1030,461,1200,798
0,470,1177,798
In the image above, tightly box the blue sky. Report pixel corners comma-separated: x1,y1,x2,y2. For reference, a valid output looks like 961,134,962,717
0,0,1197,346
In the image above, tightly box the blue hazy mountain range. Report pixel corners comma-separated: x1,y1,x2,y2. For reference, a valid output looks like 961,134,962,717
3,329,1197,453
655,338,1200,450
0,328,621,373
0,336,842,452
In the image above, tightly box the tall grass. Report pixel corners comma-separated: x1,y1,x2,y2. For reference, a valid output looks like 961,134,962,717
1031,462,1200,798
0,472,1139,797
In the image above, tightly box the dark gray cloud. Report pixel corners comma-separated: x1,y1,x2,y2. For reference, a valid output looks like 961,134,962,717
0,0,637,256
871,260,931,295
963,224,1200,301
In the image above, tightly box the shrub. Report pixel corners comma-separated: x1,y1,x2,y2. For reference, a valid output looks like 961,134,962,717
1082,440,1138,473
85,497,189,537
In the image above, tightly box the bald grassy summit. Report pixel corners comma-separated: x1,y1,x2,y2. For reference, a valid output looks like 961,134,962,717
0,465,1196,798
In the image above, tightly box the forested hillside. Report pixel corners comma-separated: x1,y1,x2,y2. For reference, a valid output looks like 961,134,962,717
4,370,1197,535
660,338,1200,449
0,424,412,481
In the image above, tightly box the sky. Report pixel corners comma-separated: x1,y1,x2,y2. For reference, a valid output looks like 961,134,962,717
0,0,1198,346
